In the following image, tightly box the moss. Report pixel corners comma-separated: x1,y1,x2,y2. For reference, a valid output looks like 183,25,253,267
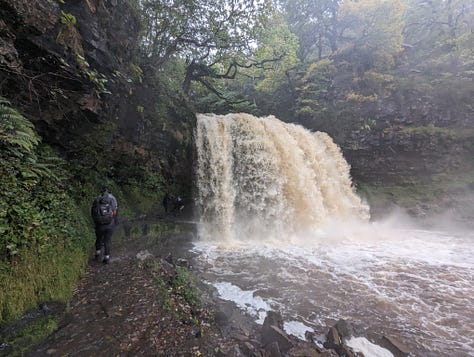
0,243,88,327
56,11,84,57
399,124,455,138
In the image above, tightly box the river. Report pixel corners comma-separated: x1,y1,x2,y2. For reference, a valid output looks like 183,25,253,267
191,222,474,356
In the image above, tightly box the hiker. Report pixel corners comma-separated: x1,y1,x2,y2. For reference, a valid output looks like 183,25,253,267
173,195,184,216
91,187,118,264
162,192,173,213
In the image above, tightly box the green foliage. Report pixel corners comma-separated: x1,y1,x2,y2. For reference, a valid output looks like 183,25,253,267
60,10,76,25
281,0,340,62
139,0,272,62
251,11,300,93
146,260,201,320
173,266,201,310
0,97,40,156
56,8,83,57
360,118,377,132
0,99,93,327
138,0,275,100
400,124,455,138
129,63,144,83
339,0,406,71
76,55,110,94
295,59,336,119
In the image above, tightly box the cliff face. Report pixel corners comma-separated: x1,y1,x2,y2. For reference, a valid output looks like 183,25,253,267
0,0,132,134
340,90,474,219
0,0,193,191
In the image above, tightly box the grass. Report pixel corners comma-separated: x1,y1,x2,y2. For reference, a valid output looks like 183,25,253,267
0,242,89,356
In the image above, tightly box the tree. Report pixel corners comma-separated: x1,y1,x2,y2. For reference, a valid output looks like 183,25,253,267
403,0,473,44
338,0,407,72
250,12,300,92
138,0,275,95
295,58,337,121
402,0,474,65
280,0,342,62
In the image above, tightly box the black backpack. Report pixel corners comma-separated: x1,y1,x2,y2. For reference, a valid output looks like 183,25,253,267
92,194,114,225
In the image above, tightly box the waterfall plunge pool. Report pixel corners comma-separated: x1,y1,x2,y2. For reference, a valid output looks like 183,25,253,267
191,223,474,357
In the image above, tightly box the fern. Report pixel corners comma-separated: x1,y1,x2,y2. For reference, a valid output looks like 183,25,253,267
0,97,40,155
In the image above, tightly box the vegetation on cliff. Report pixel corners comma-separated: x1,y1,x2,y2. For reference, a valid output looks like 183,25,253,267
0,97,90,325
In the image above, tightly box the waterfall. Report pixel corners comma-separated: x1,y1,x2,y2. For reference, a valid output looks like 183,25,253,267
195,113,370,241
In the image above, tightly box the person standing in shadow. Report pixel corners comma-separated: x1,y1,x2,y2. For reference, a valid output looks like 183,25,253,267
91,187,118,264
162,192,173,214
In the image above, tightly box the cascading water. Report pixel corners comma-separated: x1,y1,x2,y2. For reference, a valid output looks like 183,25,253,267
195,113,370,241
193,113,474,357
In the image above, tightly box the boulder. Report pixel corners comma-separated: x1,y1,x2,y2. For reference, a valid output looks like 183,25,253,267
263,310,284,330
261,325,293,353
261,311,293,352
323,327,342,350
378,335,409,357
264,341,282,357
241,341,258,357
334,319,352,339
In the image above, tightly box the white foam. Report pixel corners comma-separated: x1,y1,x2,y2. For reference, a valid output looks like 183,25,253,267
346,337,394,357
212,281,272,324
283,320,313,340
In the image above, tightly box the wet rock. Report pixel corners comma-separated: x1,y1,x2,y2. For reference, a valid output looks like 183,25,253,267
289,344,323,357
324,327,342,350
261,311,293,352
334,319,353,339
136,250,153,261
213,309,229,327
176,258,190,267
263,310,284,330
261,325,293,353
264,341,282,357
323,326,360,357
241,341,258,356
3,0,58,34
336,345,359,357
231,332,249,342
305,330,317,343
378,335,409,357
